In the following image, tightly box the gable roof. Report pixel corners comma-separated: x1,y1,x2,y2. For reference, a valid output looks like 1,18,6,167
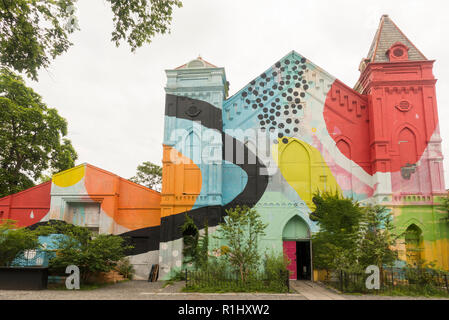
174,56,219,70
366,15,426,63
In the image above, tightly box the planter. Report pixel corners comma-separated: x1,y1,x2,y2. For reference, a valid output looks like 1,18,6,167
0,267,48,290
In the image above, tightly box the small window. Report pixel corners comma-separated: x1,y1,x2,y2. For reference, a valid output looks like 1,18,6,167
388,42,409,61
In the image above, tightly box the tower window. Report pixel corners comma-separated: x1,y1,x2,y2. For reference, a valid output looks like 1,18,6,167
393,48,404,57
388,42,409,61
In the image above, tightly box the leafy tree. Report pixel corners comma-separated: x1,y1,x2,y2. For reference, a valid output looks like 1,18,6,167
109,0,182,51
0,219,40,266
0,0,182,80
180,215,210,270
214,205,267,282
359,204,398,272
311,191,364,273
197,220,209,269
44,221,133,283
0,68,77,197
129,161,162,191
312,192,400,279
181,213,199,268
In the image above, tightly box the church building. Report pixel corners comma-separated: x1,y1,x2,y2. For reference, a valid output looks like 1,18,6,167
1,15,448,280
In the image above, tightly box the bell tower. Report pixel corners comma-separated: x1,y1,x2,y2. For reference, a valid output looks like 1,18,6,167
355,15,445,198
159,57,227,278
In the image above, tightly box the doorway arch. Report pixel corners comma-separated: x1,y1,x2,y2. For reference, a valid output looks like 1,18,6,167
282,215,312,280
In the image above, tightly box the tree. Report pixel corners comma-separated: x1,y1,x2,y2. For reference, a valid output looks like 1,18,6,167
197,220,209,269
180,215,210,270
129,161,162,191
312,191,399,278
214,205,267,282
311,191,365,273
181,213,199,268
0,68,77,197
43,221,133,283
0,0,183,80
0,219,40,266
358,204,398,272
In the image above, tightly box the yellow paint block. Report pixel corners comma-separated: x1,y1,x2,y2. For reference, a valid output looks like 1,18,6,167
52,164,85,187
272,137,342,206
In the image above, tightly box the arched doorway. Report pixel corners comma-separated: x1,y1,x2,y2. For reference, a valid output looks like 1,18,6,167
282,215,312,280
405,224,423,267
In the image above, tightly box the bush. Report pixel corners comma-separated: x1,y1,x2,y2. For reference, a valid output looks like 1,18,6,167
184,253,290,293
0,220,40,266
263,251,289,280
214,205,267,282
43,221,133,283
116,257,135,280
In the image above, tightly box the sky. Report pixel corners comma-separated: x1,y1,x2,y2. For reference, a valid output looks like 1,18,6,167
27,0,449,186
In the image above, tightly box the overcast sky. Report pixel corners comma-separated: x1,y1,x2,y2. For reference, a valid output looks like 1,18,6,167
27,0,449,186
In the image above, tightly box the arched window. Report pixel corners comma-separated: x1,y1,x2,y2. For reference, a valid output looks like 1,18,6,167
405,224,423,267
398,127,418,167
336,139,351,160
280,141,311,200
185,132,201,164
282,215,310,240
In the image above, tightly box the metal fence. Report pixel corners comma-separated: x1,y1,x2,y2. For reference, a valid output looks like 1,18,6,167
327,267,449,294
185,270,290,292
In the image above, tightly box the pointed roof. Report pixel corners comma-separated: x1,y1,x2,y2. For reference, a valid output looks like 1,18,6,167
366,14,426,62
174,56,219,70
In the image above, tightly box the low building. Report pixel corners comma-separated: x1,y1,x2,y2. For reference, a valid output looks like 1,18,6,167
0,163,161,279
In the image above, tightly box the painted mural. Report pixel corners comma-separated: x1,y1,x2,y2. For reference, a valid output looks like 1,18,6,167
158,16,449,278
1,15,448,281
0,163,161,279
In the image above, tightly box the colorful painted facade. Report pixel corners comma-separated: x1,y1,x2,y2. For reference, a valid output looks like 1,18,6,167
158,15,448,279
1,15,448,280
0,163,161,279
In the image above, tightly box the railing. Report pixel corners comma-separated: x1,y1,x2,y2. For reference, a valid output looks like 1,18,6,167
185,270,290,292
326,267,449,294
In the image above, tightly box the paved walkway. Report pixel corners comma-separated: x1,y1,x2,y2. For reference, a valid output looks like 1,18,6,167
0,281,307,300
1,280,447,300
290,280,346,300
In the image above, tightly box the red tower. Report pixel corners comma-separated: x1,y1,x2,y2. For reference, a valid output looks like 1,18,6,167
355,15,445,196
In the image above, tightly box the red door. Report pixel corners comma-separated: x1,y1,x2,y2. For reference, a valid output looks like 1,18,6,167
283,241,297,280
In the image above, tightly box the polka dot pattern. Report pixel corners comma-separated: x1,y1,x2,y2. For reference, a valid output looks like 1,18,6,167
236,55,312,143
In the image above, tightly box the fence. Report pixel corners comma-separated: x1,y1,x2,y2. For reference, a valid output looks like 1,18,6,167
327,267,449,294
185,270,290,292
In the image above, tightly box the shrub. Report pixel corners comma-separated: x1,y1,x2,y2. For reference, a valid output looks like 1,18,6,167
44,221,133,283
0,220,40,266
214,205,267,282
262,251,290,292
116,257,135,280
